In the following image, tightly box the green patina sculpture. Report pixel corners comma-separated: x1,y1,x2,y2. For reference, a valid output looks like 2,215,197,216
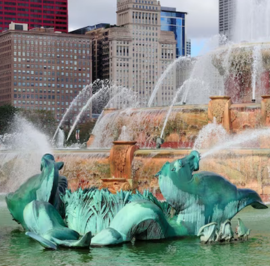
236,218,251,240
197,222,218,243
198,220,234,244
6,151,267,249
5,154,91,249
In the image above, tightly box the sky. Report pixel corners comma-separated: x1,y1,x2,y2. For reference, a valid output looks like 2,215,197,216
68,0,219,57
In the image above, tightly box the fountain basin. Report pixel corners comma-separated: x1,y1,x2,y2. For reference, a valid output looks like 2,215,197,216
2,148,270,201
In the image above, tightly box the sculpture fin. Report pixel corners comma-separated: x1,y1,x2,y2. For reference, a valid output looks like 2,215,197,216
56,162,64,171
51,231,92,248
91,228,123,246
25,232,57,250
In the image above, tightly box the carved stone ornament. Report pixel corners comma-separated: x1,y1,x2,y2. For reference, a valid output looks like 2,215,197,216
99,178,131,194
113,146,129,173
265,101,270,117
211,100,227,123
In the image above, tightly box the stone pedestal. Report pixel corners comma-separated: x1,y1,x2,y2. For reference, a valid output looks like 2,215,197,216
261,95,270,126
208,96,232,132
99,141,138,193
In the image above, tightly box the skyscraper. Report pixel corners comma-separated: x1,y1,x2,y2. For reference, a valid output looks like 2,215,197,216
0,0,68,33
0,23,92,123
219,0,235,41
160,7,187,57
87,0,177,106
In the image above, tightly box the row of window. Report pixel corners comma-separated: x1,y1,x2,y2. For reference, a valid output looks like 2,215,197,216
14,39,90,48
13,82,87,89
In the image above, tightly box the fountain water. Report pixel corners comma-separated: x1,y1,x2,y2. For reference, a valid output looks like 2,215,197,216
89,86,147,149
148,57,192,107
201,128,270,159
66,83,110,141
193,118,229,150
232,0,270,43
56,128,65,148
251,45,263,101
52,83,92,142
160,81,188,139
118,126,132,141
0,115,52,192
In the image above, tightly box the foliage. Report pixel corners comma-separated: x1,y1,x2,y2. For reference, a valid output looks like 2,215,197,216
65,119,97,145
0,105,18,134
0,104,57,137
20,109,57,137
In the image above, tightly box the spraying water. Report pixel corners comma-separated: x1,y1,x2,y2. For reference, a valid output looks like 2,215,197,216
251,45,262,100
193,118,229,150
66,84,109,141
56,128,65,148
148,57,191,107
0,115,52,193
232,0,270,43
201,128,270,159
118,126,132,141
52,84,92,141
160,81,188,138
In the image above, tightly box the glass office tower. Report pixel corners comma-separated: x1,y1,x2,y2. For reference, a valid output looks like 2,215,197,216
161,7,187,57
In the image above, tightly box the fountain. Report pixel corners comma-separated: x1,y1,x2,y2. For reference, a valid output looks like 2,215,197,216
1,0,270,261
55,127,65,148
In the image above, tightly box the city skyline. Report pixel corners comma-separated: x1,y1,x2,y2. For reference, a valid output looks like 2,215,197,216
69,0,218,56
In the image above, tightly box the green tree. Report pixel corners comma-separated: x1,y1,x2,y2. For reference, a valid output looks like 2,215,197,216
20,109,57,137
65,119,97,145
0,105,18,134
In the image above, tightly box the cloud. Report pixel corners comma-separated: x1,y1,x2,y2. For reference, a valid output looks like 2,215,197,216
68,0,218,38
68,0,117,31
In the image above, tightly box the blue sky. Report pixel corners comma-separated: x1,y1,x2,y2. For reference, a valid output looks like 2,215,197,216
191,39,207,57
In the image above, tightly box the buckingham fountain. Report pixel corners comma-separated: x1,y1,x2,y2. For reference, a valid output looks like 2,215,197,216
2,0,270,264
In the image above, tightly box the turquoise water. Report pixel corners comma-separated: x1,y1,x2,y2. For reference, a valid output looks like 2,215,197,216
1,194,270,266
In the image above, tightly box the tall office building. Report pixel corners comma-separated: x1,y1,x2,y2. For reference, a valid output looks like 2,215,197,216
71,24,111,82
160,7,187,57
87,0,176,106
219,0,235,41
0,23,92,123
0,0,68,33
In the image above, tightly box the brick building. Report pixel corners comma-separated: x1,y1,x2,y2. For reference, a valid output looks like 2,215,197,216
0,23,92,123
0,0,68,33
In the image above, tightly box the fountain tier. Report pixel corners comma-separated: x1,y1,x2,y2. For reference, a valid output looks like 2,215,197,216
89,96,270,149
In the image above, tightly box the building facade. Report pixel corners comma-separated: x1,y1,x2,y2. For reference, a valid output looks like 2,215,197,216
0,24,92,123
219,0,235,41
87,0,177,106
160,7,187,57
0,0,68,33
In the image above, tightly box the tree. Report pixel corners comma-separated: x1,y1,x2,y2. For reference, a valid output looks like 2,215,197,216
0,105,18,135
20,109,57,137
65,119,97,145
